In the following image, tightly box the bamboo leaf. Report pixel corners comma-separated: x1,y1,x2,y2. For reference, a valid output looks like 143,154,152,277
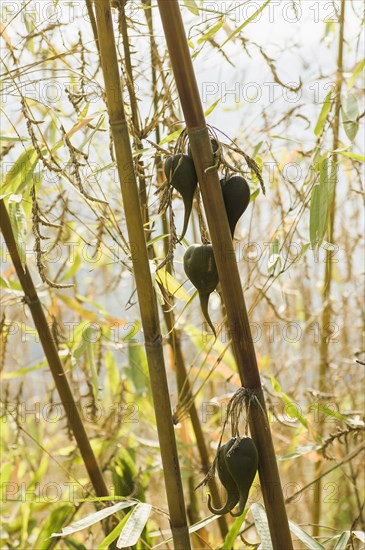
0,146,38,194
34,504,74,550
309,404,349,424
347,59,365,90
333,531,351,550
159,128,184,145
8,198,27,272
270,376,308,428
221,0,271,47
0,135,30,142
221,509,248,549
336,151,364,162
341,93,359,142
289,520,325,549
353,531,365,543
183,0,199,16
155,267,191,302
197,19,223,44
314,91,332,136
51,501,135,537
278,444,322,461
251,503,273,550
116,503,152,547
84,326,99,400
309,157,329,249
127,344,151,398
204,96,223,117
97,516,128,550
60,252,82,281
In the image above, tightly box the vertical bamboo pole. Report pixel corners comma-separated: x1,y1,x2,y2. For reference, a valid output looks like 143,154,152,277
313,0,346,536
93,2,191,548
0,199,109,499
119,4,227,537
157,2,293,548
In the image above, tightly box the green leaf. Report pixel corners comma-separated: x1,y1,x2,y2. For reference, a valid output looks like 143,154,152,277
97,516,128,550
0,146,38,194
127,344,150,397
60,252,82,282
8,198,27,272
116,503,152,547
309,404,348,424
341,93,359,142
2,361,46,379
278,444,322,461
34,504,74,550
84,327,99,400
51,501,135,537
347,59,365,90
204,96,222,117
221,0,271,47
105,350,121,398
159,128,183,146
267,238,281,274
251,503,273,550
197,19,224,44
336,151,364,162
155,267,191,302
183,0,199,15
221,508,248,549
333,531,351,550
314,91,332,137
151,514,224,546
289,520,325,549
309,157,330,250
0,136,30,142
271,376,308,428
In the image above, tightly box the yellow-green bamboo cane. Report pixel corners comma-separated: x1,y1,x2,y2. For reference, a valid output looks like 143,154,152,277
313,0,346,536
120,4,228,537
157,2,293,548
93,2,190,547
0,199,109,499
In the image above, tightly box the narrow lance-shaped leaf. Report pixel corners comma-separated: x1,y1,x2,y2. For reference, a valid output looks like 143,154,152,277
8,198,27,272
314,91,332,137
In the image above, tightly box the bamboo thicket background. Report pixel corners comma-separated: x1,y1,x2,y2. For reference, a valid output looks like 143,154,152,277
1,1,364,548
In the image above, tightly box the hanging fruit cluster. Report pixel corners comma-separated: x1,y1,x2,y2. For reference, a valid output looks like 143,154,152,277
163,134,252,335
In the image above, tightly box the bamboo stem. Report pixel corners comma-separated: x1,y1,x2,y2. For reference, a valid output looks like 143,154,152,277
141,4,228,537
313,0,346,536
93,2,190,547
119,4,148,226
156,3,293,548
0,199,109,499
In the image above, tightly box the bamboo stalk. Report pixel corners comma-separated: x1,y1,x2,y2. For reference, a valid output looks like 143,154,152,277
93,2,191,547
156,3,293,548
313,0,346,536
0,199,109,498
118,4,227,538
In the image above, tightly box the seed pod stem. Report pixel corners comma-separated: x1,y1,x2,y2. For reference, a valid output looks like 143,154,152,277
199,292,216,337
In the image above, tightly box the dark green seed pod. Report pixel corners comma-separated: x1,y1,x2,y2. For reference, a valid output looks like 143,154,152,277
225,437,258,517
164,154,198,241
220,175,250,237
207,438,239,515
183,244,219,336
